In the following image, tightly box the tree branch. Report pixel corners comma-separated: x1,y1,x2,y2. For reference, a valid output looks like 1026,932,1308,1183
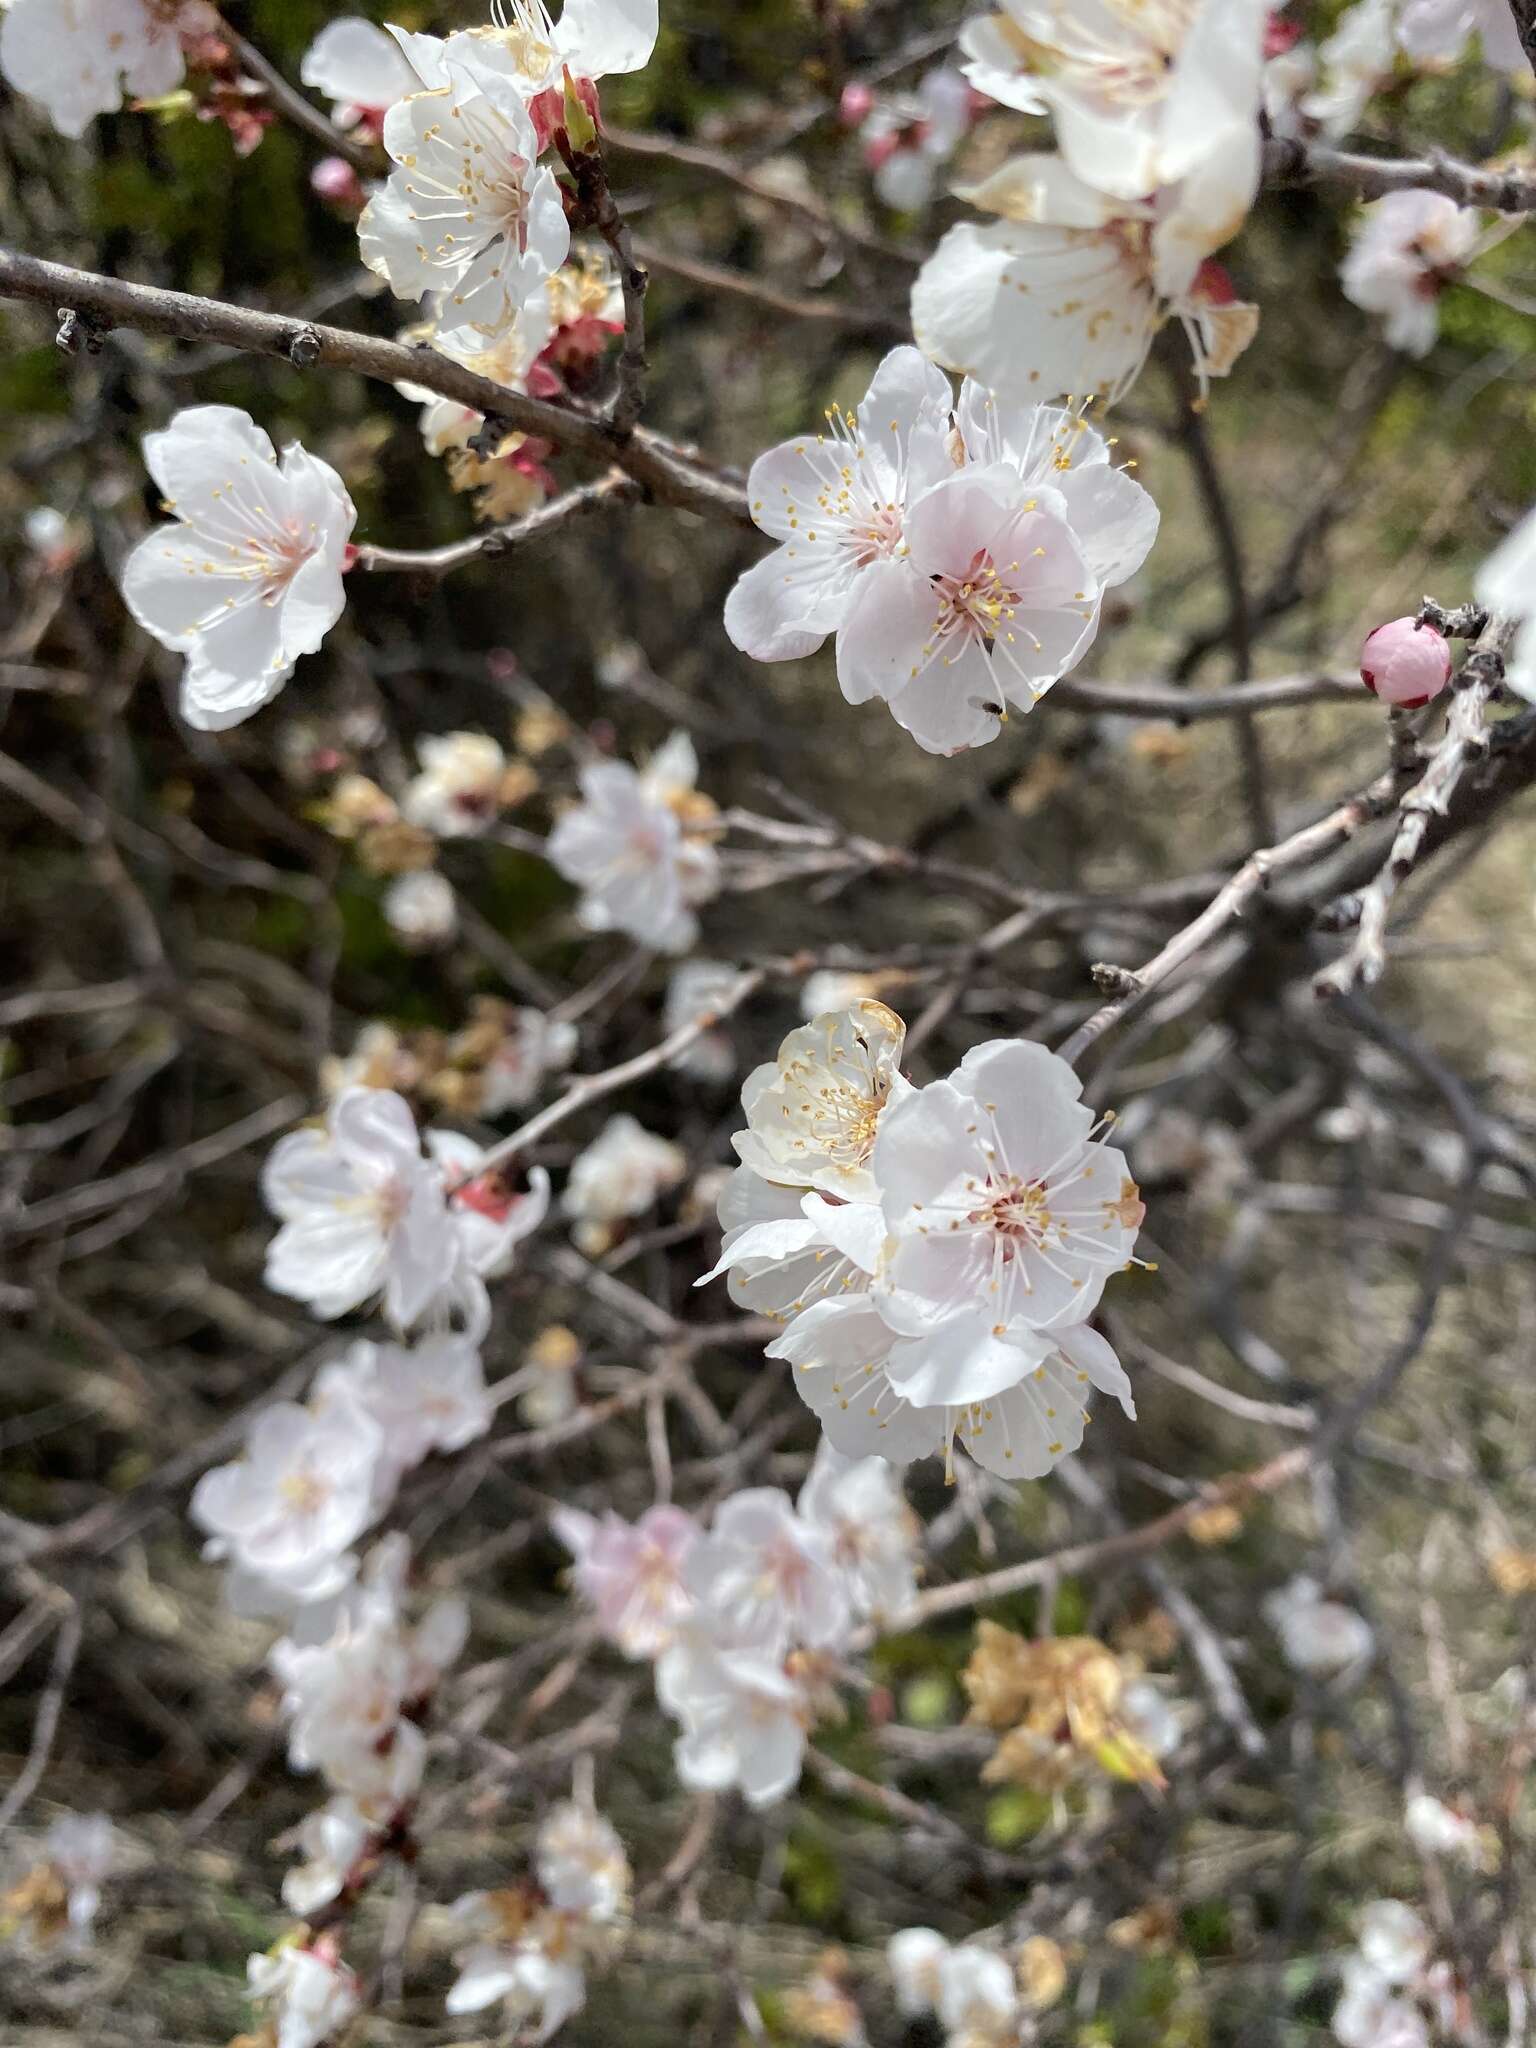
0,248,750,525
1264,134,1536,212
355,473,639,576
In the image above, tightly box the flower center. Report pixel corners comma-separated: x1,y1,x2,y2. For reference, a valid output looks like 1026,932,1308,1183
280,1468,331,1516
966,1172,1053,1253
929,549,1028,654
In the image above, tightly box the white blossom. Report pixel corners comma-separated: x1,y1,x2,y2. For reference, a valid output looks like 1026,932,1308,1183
664,960,745,1083
733,1000,911,1202
1263,1575,1375,1674
1474,504,1536,702
1356,1901,1432,1986
1404,1793,1487,1866
685,1486,850,1654
403,732,514,837
1340,190,1479,355
546,733,721,953
551,1501,700,1658
656,1632,810,1807
536,1802,631,1923
415,0,660,110
479,1007,580,1113
191,1396,382,1606
40,1813,117,1940
563,1113,687,1253
796,1440,919,1625
313,1334,493,1498
246,1944,363,2048
960,0,1268,203
1333,1956,1430,2048
799,969,886,1019
0,0,203,138
1119,1678,1184,1762
1303,0,1397,135
359,51,569,332
1397,0,1528,74
261,1087,470,1332
120,407,355,731
299,17,416,130
912,152,1260,406
702,1164,886,1322
446,1910,586,2038
281,1798,374,1916
888,1926,951,2016
724,347,954,666
384,869,459,949
936,1943,1021,2044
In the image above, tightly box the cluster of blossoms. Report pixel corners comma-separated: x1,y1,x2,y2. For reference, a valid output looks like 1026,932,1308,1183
555,1438,921,1808
99,3,652,730
838,66,976,214
887,1926,1033,2048
443,1798,630,2038
1273,0,1531,144
702,1000,1145,1480
321,998,577,1118
1330,1900,1459,2048
726,347,1159,755
912,0,1271,405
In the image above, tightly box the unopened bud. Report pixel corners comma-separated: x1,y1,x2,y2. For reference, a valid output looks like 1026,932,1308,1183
310,155,366,215
1360,616,1453,708
838,82,875,126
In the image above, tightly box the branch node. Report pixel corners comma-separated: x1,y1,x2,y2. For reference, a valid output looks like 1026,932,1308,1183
288,325,323,369
55,307,108,356
1090,962,1143,998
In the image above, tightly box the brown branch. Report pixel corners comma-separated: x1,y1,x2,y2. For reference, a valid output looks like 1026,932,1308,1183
355,473,638,576
1314,614,1515,997
1264,134,1536,212
0,248,750,525
1507,0,1536,79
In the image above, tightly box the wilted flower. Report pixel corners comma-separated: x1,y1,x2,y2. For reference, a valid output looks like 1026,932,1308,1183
963,1621,1167,1790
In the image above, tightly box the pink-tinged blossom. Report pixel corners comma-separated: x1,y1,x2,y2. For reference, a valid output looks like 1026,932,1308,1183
0,0,205,138
858,67,973,212
724,348,955,666
191,1397,382,1606
1404,1793,1488,1867
961,0,1268,203
685,1487,850,1655
551,1502,699,1658
1341,190,1479,356
246,1942,363,2048
1359,618,1452,706
120,406,355,732
656,1633,811,1807
261,1087,469,1332
833,462,1105,754
1476,503,1536,703
536,1802,631,1922
912,151,1260,406
546,733,721,953
797,1440,919,1625
428,1128,552,1280
299,17,415,133
871,1034,1142,1380
359,52,569,333
1263,1575,1374,1674
1396,0,1528,75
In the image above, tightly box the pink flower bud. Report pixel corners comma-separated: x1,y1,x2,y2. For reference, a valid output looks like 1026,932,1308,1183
839,83,875,127
1360,616,1453,708
310,156,365,214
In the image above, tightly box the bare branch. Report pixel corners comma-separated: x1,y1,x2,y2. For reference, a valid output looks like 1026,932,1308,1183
1265,134,1536,211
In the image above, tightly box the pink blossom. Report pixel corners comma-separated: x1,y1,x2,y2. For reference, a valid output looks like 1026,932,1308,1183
1360,618,1452,707
551,1503,700,1659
